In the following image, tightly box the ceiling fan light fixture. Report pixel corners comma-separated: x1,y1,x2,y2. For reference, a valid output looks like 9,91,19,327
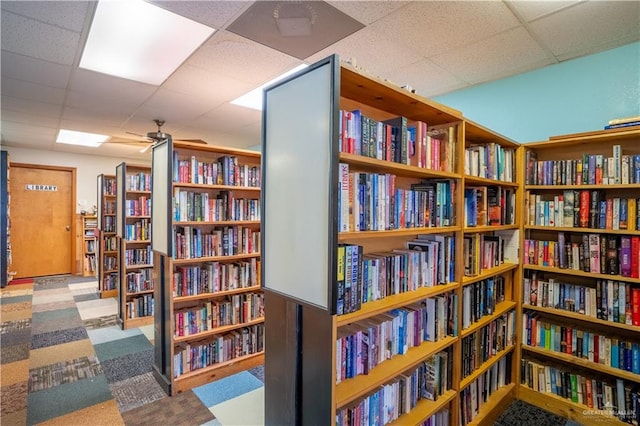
56,129,109,147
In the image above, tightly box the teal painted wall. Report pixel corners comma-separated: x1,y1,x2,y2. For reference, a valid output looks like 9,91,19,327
433,42,640,143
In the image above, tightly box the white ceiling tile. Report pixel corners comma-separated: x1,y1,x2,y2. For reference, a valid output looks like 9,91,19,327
162,63,252,104
431,27,554,84
1,76,66,104
507,0,581,21
1,96,62,119
390,59,468,98
369,1,521,57
191,103,261,134
136,88,221,123
530,1,640,58
68,69,158,104
0,121,58,143
0,1,90,32
147,1,252,29
60,104,134,130
1,11,80,65
1,50,72,88
1,109,59,128
186,30,302,86
327,1,410,25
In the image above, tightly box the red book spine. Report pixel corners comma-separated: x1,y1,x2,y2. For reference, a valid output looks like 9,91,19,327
579,190,590,228
632,236,640,279
593,333,599,363
586,377,593,408
567,327,573,355
633,288,640,326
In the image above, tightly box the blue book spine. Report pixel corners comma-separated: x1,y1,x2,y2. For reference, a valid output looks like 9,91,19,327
634,154,640,184
633,343,640,374
598,200,607,229
612,342,619,368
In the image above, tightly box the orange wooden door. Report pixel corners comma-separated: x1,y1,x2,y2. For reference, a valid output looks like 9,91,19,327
10,164,75,278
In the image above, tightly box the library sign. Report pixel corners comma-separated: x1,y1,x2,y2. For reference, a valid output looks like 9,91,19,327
25,184,58,192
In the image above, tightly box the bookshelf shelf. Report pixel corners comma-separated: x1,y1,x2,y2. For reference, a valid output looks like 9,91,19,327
463,224,519,233
523,304,640,333
523,265,640,284
340,152,460,180
522,345,640,383
464,175,519,188
152,140,263,396
467,382,516,426
524,225,640,236
460,345,515,389
339,226,460,241
335,336,457,409
461,300,516,338
525,184,640,190
462,263,518,286
388,389,457,426
97,174,118,298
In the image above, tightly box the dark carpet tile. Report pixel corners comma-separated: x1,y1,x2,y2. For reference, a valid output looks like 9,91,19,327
94,334,153,363
74,292,100,303
28,355,103,392
249,364,265,383
0,380,28,416
109,372,167,413
30,327,89,350
1,318,31,334
101,349,154,384
495,400,567,426
0,329,32,347
121,391,214,426
83,314,118,330
33,280,70,289
0,343,29,364
0,295,32,305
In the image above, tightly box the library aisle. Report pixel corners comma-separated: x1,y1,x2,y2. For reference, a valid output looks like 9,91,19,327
0,274,265,425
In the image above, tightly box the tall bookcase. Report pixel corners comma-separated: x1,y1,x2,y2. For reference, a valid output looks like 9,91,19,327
1,150,11,287
116,163,154,329
151,140,263,395
81,215,98,277
97,174,119,298
261,55,521,425
519,127,640,425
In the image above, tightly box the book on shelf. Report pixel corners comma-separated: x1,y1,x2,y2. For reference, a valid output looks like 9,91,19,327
608,115,640,126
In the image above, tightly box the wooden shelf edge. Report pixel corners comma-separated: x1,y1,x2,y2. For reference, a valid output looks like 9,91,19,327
522,345,640,383
462,263,518,286
340,226,460,241
174,285,262,303
461,301,516,338
463,224,519,233
172,252,261,265
518,385,628,425
122,315,153,329
460,346,515,389
463,175,519,187
174,220,261,226
335,336,458,409
101,289,118,299
387,389,456,426
174,317,265,343
523,265,640,284
172,182,261,191
339,152,460,180
522,304,640,333
525,184,640,190
336,282,459,327
468,382,516,426
524,225,640,236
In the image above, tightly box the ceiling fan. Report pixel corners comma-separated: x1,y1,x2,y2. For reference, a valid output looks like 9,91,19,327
104,119,207,153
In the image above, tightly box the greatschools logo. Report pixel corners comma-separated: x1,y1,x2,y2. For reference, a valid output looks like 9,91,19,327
583,402,634,422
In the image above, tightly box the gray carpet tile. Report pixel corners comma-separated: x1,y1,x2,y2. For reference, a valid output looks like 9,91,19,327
109,372,167,413
0,295,32,305
28,355,103,392
0,342,29,364
121,390,214,426
73,292,100,303
249,365,264,383
30,326,89,350
30,315,84,335
0,329,32,347
83,314,118,330
1,318,31,334
101,349,154,384
94,334,153,363
495,400,567,426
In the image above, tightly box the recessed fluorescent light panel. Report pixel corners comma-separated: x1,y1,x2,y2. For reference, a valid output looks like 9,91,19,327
231,64,309,110
56,129,110,147
80,0,215,85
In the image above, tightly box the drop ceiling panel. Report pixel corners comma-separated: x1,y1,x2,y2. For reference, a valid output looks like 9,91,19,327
0,1,89,32
1,76,66,104
1,96,62,119
64,90,141,119
390,59,468,98
530,1,640,59
187,30,303,86
1,50,72,88
369,1,521,58
327,1,409,25
1,11,80,65
1,109,59,129
193,103,261,133
507,0,580,22
136,88,221,123
1,121,58,142
147,1,252,30
60,105,133,130
432,27,554,84
68,69,158,104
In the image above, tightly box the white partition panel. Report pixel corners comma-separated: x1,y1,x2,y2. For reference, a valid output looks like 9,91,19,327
151,140,170,256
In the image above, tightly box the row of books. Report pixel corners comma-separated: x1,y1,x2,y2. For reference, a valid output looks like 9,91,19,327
124,245,152,267
102,216,116,233
124,219,150,242
336,353,451,426
461,276,506,330
461,311,516,378
124,269,153,293
103,255,118,271
524,272,640,326
172,152,261,187
173,324,264,378
104,200,116,215
523,313,640,373
172,226,260,260
125,294,153,318
339,109,457,172
172,259,260,298
173,190,260,223
524,234,640,277
336,236,455,316
525,147,640,185
85,239,96,253
463,230,518,277
125,172,151,192
336,297,456,384
464,144,516,182
460,355,511,426
527,190,640,231
103,272,118,290
521,359,640,424
464,186,516,227
124,196,151,217
174,293,264,338
103,178,116,195
338,164,456,233
83,254,96,273
103,235,117,251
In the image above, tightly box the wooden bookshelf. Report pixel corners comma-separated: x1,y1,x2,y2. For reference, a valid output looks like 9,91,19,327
520,127,640,423
151,140,263,395
81,215,97,277
97,174,118,298
116,163,153,330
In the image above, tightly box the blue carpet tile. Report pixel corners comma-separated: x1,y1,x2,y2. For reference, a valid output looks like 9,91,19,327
28,356,103,392
0,329,32,347
249,365,265,383
32,307,80,323
0,295,32,305
30,326,89,349
101,349,154,384
93,334,153,362
27,374,112,424
86,325,142,345
193,371,264,407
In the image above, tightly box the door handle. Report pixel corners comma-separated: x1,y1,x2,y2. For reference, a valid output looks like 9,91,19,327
66,225,70,231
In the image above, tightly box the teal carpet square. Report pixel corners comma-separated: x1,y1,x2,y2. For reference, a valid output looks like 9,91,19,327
193,371,263,408
32,307,80,323
93,334,153,362
0,295,32,305
26,374,112,424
